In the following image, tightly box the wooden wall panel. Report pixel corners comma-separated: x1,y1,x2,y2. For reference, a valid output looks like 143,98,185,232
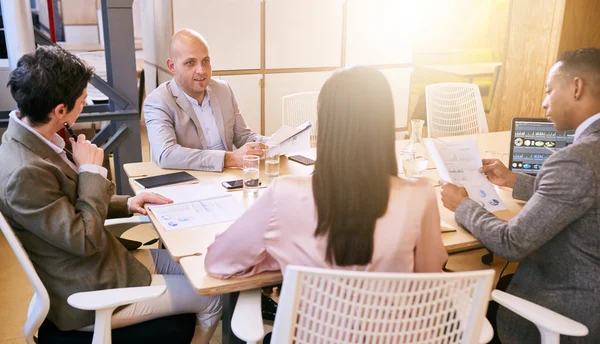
61,0,98,25
488,0,565,132
558,0,600,54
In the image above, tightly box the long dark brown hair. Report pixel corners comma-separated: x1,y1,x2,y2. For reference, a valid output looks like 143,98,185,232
313,66,398,266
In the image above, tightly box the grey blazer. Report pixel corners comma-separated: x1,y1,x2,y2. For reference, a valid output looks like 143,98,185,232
455,120,600,343
144,79,265,172
0,118,151,331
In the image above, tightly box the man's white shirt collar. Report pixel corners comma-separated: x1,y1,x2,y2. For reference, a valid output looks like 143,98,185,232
574,112,600,142
9,110,107,178
10,110,65,154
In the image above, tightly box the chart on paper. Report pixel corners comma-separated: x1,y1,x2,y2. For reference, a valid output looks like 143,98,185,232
427,139,507,212
148,195,246,231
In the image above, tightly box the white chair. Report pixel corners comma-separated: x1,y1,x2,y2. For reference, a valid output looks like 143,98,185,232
282,92,319,147
0,211,167,344
425,82,489,138
232,266,589,344
233,266,496,344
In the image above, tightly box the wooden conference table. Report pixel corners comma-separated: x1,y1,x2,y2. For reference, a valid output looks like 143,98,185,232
123,130,523,342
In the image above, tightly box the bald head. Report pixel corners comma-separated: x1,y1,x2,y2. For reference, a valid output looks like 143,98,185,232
166,29,212,102
169,29,209,60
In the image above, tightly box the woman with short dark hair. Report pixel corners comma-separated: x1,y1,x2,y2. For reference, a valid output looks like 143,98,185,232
205,66,446,278
0,46,221,343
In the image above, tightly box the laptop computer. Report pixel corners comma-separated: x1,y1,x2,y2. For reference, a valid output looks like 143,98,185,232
509,118,575,176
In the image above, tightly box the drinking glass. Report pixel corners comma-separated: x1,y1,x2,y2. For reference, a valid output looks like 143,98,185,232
265,144,280,177
402,154,429,177
243,155,260,195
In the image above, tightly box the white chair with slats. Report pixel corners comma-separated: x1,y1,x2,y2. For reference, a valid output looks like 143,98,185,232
425,82,489,138
232,265,589,344
282,92,319,147
233,266,496,344
0,210,168,344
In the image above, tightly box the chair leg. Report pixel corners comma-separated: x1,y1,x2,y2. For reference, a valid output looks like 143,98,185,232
481,250,494,265
92,308,116,344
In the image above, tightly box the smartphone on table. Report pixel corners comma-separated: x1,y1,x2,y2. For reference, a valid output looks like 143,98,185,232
221,179,261,190
288,155,316,166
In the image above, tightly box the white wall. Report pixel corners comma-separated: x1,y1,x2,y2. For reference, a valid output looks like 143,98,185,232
217,74,262,134
140,0,173,93
142,0,414,133
173,0,261,71
265,0,343,69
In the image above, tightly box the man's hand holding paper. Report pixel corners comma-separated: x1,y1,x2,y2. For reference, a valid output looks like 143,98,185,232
426,139,507,212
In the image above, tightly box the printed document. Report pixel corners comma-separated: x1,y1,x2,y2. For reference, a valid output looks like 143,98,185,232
426,139,507,212
267,121,312,155
141,183,246,231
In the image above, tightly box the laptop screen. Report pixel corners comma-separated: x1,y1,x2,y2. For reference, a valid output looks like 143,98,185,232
509,118,574,175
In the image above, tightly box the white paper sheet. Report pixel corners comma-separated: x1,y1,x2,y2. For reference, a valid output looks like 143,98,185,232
426,139,507,212
440,220,457,233
137,183,227,203
267,121,312,155
148,194,246,231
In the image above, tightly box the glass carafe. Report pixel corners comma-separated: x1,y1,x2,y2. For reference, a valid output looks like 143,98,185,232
400,119,429,177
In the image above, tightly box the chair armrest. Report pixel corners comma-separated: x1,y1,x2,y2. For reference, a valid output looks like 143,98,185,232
67,285,166,311
104,216,151,237
479,317,493,343
491,290,588,337
231,289,265,343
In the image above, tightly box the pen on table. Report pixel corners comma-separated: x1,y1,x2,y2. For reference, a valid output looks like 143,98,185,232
63,122,77,140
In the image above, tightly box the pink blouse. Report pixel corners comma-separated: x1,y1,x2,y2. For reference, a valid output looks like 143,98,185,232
204,175,447,278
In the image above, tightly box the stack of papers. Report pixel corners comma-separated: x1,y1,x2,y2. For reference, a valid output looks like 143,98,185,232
140,183,246,231
426,139,507,212
267,121,312,155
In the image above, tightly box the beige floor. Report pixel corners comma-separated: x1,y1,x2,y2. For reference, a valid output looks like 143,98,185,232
0,118,517,343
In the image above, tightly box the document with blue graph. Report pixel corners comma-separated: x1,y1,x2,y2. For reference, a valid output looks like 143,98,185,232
148,194,246,231
426,139,507,212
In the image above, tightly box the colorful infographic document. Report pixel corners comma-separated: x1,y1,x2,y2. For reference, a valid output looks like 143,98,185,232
426,139,507,212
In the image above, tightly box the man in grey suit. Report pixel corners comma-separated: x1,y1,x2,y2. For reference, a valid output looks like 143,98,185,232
144,29,267,172
1,46,221,342
441,48,600,343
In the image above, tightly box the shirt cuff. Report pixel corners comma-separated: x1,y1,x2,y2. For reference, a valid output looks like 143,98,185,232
79,164,108,179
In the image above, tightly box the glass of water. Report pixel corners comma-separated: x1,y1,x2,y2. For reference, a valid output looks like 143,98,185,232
402,154,429,178
243,155,260,196
265,144,280,177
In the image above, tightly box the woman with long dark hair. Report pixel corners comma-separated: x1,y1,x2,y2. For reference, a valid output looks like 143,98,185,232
205,66,446,277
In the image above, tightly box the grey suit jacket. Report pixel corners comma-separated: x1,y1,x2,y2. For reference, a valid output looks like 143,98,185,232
144,79,265,172
455,120,600,343
0,118,151,331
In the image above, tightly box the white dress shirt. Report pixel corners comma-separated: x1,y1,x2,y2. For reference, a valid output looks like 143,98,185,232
574,112,600,142
9,111,107,178
181,89,227,151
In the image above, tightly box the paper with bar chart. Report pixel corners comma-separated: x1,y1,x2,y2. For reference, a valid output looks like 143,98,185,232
148,194,246,231
426,139,506,212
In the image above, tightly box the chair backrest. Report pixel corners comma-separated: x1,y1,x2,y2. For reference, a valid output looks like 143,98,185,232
271,265,494,344
282,92,319,147
0,211,50,344
425,82,489,138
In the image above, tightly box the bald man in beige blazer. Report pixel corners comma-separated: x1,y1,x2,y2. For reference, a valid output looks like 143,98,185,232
144,29,267,172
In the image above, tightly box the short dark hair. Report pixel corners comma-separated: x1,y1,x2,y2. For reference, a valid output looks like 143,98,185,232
556,48,600,97
313,66,398,266
7,45,94,126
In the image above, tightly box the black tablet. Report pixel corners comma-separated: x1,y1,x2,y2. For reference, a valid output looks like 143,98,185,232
509,118,574,175
133,171,198,189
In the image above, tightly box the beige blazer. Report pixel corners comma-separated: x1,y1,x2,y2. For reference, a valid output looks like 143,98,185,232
0,118,151,331
144,79,265,172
